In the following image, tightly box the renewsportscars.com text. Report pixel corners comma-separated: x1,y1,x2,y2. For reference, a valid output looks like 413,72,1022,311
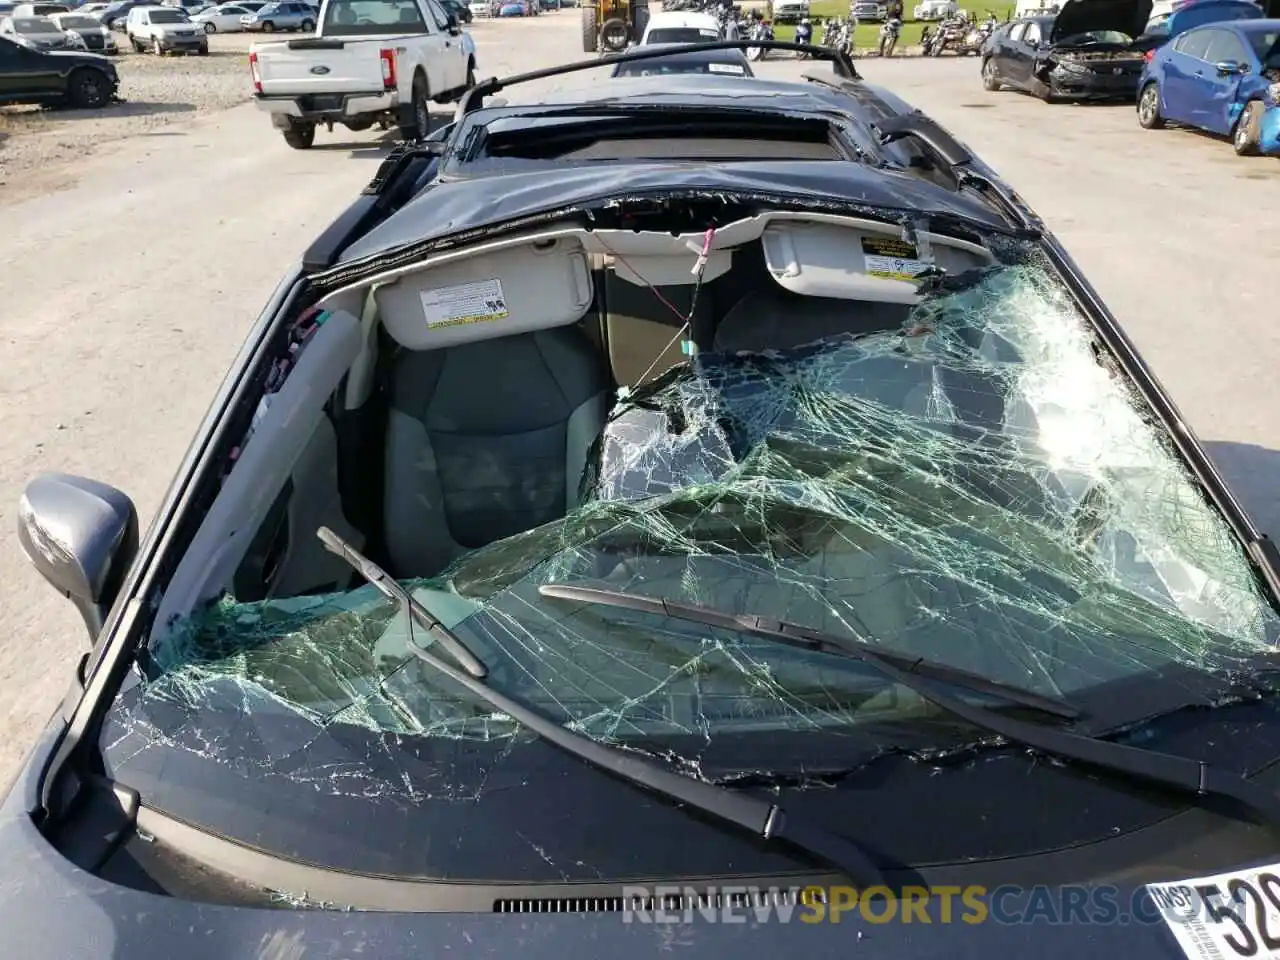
620,886,1175,926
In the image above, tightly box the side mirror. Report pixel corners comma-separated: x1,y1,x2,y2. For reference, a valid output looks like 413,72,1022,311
446,11,460,30
17,473,138,642
1214,59,1244,75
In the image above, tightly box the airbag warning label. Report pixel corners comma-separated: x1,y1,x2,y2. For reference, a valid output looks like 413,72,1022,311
420,278,510,329
862,236,931,282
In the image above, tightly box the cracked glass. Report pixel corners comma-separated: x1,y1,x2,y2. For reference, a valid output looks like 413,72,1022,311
103,256,1280,860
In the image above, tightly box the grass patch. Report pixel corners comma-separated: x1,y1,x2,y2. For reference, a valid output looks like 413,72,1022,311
772,0,1015,49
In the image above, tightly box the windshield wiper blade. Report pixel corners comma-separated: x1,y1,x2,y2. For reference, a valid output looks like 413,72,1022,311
538,583,1080,720
317,527,488,680
539,584,1280,826
314,533,882,885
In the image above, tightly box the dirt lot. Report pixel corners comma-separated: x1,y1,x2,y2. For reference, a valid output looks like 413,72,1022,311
0,33,265,199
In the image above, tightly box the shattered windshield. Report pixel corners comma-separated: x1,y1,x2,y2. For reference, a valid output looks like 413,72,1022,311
101,255,1280,882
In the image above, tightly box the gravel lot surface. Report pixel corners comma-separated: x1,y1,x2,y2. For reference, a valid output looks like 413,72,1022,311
0,34,258,200
1,15,1279,794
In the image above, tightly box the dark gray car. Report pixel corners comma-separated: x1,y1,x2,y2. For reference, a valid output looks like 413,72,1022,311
9,40,1280,960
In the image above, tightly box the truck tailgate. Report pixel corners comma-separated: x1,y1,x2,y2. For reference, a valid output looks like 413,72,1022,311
253,37,395,95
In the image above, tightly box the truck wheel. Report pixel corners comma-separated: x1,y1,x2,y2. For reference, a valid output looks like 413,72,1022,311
282,122,315,149
261,19,275,30
582,4,598,52
400,74,430,141
301,18,314,30
981,56,1000,90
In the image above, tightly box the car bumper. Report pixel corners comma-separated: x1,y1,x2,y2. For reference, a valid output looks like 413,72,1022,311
153,36,207,49
256,90,397,123
1047,68,1141,100
1261,102,1280,155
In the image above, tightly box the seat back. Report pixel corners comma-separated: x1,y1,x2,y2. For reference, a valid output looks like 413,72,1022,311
713,286,910,353
603,274,712,389
384,326,608,578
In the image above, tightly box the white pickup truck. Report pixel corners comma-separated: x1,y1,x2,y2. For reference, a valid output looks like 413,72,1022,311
248,0,477,149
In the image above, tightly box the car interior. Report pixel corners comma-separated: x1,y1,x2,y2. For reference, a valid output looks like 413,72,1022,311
148,213,997,649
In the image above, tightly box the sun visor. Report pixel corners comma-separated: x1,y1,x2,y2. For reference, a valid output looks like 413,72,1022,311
760,220,992,305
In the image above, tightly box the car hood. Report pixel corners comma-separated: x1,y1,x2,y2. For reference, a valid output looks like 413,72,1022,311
0,724,1261,959
1165,0,1262,36
1049,0,1155,42
45,46,110,58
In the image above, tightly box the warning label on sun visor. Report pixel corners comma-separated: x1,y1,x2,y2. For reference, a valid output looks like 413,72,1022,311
861,236,931,282
420,278,510,329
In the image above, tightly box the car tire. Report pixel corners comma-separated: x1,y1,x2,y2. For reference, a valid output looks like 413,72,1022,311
204,21,215,31
400,73,430,141
301,17,314,29
197,43,208,54
1233,100,1263,156
130,36,143,51
282,121,315,149
152,36,163,55
1137,82,1165,129
262,19,275,30
981,56,1000,91
66,67,111,109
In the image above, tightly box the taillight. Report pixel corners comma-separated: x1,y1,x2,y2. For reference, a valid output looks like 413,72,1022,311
379,48,396,90
1143,49,1155,62
248,50,262,93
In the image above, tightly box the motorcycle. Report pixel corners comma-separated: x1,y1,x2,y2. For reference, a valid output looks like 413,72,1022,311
821,16,853,55
955,12,995,54
877,15,901,56
745,18,773,60
924,13,968,55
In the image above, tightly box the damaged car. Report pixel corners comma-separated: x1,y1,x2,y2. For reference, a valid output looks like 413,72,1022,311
12,38,1280,960
1138,14,1280,154
982,0,1156,100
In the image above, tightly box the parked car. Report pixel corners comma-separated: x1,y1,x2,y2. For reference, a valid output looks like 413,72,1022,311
0,14,85,48
851,0,888,21
11,2,71,13
13,36,1280,960
1138,16,1279,152
980,0,1154,101
48,9,117,47
638,9,720,42
439,0,469,21
1139,0,1262,44
125,4,208,51
98,0,154,28
239,0,314,29
914,0,958,19
189,0,251,28
75,1,111,13
609,40,755,74
0,30,117,103
773,0,809,23
249,0,476,148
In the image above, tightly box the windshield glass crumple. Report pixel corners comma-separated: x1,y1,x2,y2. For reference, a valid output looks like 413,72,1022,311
106,256,1280,797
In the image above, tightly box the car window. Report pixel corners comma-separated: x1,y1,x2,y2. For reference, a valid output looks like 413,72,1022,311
1023,21,1041,43
645,26,719,42
1173,26,1212,59
13,15,56,29
1007,21,1027,41
322,0,426,34
54,14,99,26
147,8,188,20
1246,29,1279,64
1201,28,1246,63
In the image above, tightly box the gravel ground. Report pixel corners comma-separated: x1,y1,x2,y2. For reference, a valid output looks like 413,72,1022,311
1,33,259,200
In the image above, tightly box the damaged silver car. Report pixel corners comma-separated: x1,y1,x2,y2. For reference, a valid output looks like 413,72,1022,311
9,40,1280,960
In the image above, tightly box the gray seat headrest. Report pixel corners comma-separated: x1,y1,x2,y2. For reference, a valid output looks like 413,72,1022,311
712,287,910,354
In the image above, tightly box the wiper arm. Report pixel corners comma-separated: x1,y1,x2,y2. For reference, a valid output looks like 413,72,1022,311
539,583,1280,826
538,583,1080,720
317,527,488,680
316,531,882,885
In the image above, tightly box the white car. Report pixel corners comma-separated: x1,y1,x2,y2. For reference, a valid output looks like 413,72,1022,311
76,1,112,14
49,10,118,48
125,4,207,51
912,0,956,18
638,10,719,44
190,1,252,29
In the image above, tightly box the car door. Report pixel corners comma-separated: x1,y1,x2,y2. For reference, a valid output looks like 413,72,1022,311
0,34,59,97
415,0,454,92
1161,26,1211,121
1182,27,1246,131
999,20,1033,86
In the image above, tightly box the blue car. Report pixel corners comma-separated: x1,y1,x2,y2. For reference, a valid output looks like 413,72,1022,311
1137,4,1280,154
